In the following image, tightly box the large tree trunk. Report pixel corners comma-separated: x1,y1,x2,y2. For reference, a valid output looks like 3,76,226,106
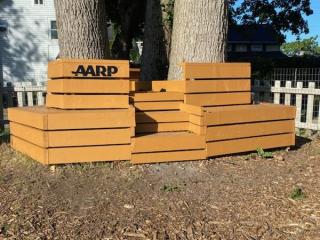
140,0,168,81
168,0,228,79
54,0,109,59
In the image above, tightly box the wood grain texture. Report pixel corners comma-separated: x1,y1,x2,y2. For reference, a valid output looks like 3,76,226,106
206,120,295,141
207,133,295,157
46,94,129,109
204,104,296,125
132,150,206,164
184,92,251,106
133,132,205,153
47,79,130,93
48,59,129,78
182,63,251,79
136,111,189,123
8,107,135,130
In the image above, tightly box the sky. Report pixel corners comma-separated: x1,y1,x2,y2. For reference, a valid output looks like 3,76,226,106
286,0,320,42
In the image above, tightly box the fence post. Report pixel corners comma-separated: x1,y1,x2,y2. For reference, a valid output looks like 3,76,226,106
274,80,281,104
284,81,291,105
37,92,44,105
296,82,303,122
17,91,25,107
27,92,34,106
306,82,315,126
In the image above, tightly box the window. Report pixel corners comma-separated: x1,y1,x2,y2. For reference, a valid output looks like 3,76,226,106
0,19,8,34
50,21,58,39
235,44,247,52
251,44,263,52
227,44,232,52
34,0,44,4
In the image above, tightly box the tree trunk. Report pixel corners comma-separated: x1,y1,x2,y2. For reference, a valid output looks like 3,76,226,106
168,0,228,79
140,0,168,81
54,0,109,59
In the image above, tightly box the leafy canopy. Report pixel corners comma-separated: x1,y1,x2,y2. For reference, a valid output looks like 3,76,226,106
281,36,320,56
229,0,313,43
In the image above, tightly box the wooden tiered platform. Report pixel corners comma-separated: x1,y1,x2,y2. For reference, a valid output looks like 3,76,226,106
9,59,135,164
8,60,296,165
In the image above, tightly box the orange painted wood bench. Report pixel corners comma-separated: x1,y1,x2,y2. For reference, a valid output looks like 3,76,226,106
8,60,296,165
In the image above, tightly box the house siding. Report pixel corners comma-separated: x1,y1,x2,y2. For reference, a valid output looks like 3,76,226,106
0,0,59,85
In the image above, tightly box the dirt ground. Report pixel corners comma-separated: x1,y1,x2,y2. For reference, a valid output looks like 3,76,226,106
0,135,320,240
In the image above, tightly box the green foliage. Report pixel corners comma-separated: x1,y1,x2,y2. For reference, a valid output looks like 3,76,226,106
291,186,305,200
229,0,313,43
161,0,175,30
129,49,141,64
281,36,320,56
160,183,184,192
257,148,273,159
0,128,10,144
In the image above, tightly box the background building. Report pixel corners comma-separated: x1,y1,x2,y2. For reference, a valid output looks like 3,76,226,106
0,0,59,86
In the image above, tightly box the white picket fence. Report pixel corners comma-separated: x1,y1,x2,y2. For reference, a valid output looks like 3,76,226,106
253,80,320,131
3,82,46,107
2,79,320,131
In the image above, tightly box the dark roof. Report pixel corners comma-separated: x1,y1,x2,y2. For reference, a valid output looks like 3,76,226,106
228,51,288,61
228,24,279,44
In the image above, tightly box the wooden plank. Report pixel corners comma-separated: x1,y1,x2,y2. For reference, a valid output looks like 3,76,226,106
204,104,296,126
48,145,131,164
48,59,129,79
206,120,295,141
8,107,47,129
11,122,131,147
8,107,134,130
132,150,206,164
130,81,152,92
133,92,184,102
135,122,189,133
10,122,47,147
152,80,186,92
134,101,182,111
306,82,315,124
189,114,205,126
48,128,131,147
184,92,251,106
182,63,251,79
11,136,48,164
47,109,135,130
185,79,250,93
133,132,205,153
46,94,129,109
136,111,189,123
180,103,204,116
47,79,130,94
207,133,295,157
130,68,140,80
189,123,206,135
10,122,131,148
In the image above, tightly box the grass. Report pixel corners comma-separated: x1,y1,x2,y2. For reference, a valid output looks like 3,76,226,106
257,148,273,159
160,183,183,193
290,186,305,200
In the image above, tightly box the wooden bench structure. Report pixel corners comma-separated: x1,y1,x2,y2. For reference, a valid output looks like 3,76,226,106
8,60,296,165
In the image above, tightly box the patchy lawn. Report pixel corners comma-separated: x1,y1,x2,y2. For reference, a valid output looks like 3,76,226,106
0,136,320,239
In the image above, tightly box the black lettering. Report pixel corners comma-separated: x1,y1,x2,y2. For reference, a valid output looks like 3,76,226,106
107,66,118,76
85,65,95,77
72,65,86,77
96,65,107,77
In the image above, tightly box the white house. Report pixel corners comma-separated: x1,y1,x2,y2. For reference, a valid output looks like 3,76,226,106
0,0,59,85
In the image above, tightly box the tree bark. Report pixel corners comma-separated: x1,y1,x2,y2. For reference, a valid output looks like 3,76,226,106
168,0,228,79
54,0,109,59
140,0,168,81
